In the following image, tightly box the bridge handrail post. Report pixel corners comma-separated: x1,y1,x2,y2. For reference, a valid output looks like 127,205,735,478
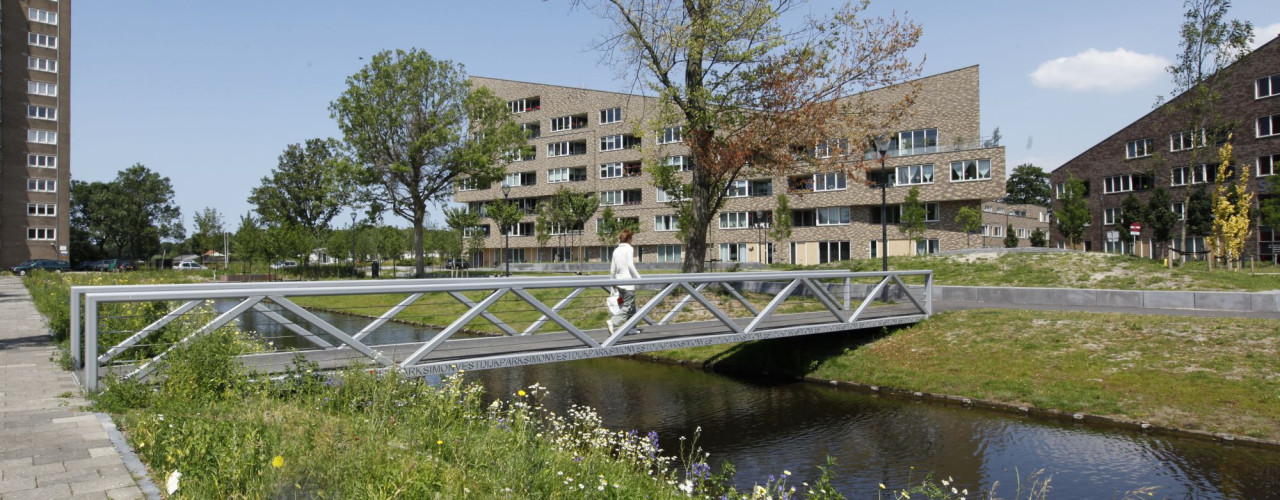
70,288,81,369
84,297,99,392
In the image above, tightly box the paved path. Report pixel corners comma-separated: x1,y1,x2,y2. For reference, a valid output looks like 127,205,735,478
934,299,1280,320
0,277,148,500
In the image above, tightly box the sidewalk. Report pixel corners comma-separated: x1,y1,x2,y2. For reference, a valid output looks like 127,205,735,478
0,276,149,499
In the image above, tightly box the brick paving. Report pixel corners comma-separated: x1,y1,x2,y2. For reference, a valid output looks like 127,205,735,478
0,277,149,500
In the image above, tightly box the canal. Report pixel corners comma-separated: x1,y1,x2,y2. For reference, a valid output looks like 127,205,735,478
239,306,1280,499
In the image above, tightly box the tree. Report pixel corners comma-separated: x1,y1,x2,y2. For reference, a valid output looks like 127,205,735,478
1056,174,1091,250
1209,139,1252,271
1115,193,1147,255
1029,228,1047,247
1260,176,1280,255
247,138,355,260
443,206,480,276
331,49,526,278
191,207,225,254
233,213,266,273
955,206,983,248
898,187,927,243
769,194,793,245
581,0,922,272
109,164,184,260
1145,187,1179,263
545,187,598,267
487,198,524,266
1004,164,1052,207
596,206,640,249
70,180,113,259
1003,224,1018,248
534,206,553,260
371,225,410,270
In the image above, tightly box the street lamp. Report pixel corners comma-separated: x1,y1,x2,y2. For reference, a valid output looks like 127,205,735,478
874,134,892,272
350,211,358,278
753,211,767,265
501,181,512,277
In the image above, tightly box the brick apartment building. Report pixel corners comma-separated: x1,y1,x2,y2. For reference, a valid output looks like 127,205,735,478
1051,35,1280,260
458,66,1008,267
0,0,70,267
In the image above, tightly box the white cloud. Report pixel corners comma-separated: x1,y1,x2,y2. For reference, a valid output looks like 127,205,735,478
1029,48,1169,93
1253,22,1280,50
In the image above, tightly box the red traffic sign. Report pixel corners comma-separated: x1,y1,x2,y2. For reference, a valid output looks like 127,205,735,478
1129,223,1142,235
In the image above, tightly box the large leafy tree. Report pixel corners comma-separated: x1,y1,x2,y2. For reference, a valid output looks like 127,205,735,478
331,49,526,277
545,187,599,269
1004,164,1052,207
1056,174,1090,250
69,180,113,259
580,0,922,272
443,206,481,275
191,207,225,254
110,164,184,260
487,198,525,266
954,205,983,248
247,138,355,258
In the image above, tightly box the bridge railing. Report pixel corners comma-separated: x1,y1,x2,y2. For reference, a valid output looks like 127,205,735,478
74,269,932,391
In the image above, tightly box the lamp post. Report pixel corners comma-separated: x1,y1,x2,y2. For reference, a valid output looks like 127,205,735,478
753,211,767,265
350,211,358,278
501,181,512,277
874,135,892,271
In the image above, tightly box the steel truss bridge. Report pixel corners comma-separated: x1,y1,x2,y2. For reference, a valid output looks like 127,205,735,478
71,270,933,391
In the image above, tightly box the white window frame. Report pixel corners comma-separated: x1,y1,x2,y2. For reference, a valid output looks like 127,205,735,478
27,203,56,217
815,207,851,226
27,179,56,192
898,129,938,155
547,141,574,158
28,8,58,25
1169,130,1204,152
600,135,624,152
656,187,689,203
28,32,57,49
1190,164,1213,184
1258,114,1280,138
915,239,939,255
27,154,57,169
718,212,750,229
1171,166,1188,186
1257,73,1280,99
28,105,57,121
27,81,57,97
895,164,934,186
1104,207,1120,225
1103,174,1134,194
548,167,570,184
949,159,992,182
27,130,57,145
550,116,573,132
1126,138,1154,159
600,162,624,179
665,155,691,172
456,178,482,192
658,126,682,145
600,190,624,206
1171,202,1186,221
28,57,57,73
719,243,748,262
654,215,679,232
1260,154,1279,177
600,107,622,124
725,180,748,198
28,228,56,241
656,244,682,263
813,172,847,192
924,203,940,222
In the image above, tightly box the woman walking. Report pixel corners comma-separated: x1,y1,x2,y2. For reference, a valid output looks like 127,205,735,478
608,229,641,335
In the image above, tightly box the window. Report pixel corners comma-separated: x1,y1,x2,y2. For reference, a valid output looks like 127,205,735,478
726,180,748,198
1171,202,1186,221
1103,174,1135,193
28,154,57,169
654,215,679,232
1054,183,1065,199
27,204,56,216
658,126,683,144
1259,114,1280,138
550,114,587,132
28,32,57,49
28,8,58,25
1185,164,1217,184
949,159,991,181
548,141,586,157
462,225,490,237
1258,73,1280,99
657,244,682,263
1260,154,1279,177
869,205,901,224
814,138,849,158
924,203,940,222
601,190,624,206
28,105,57,121
898,129,938,155
816,207,850,226
28,57,57,73
1171,166,1188,186
720,243,748,262
600,162,624,179
548,167,586,183
549,223,584,235
915,239,939,255
665,155,692,172
28,81,57,97
506,222,535,237
817,241,851,263
1126,138,1154,159
504,171,535,187
507,97,540,113
28,228,56,241
456,177,483,191
719,212,751,229
27,130,57,145
600,107,622,124
749,179,772,197
656,186,689,203
521,122,541,139
894,164,934,185
27,179,56,192
1104,207,1120,225
814,172,846,191
600,135,624,151
1170,130,1204,152
1017,228,1031,239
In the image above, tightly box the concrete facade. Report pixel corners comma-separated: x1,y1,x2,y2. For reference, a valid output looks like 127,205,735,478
462,66,1007,267
0,0,71,268
1051,35,1280,260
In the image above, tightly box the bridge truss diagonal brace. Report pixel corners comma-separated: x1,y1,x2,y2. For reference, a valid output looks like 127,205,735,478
847,276,891,324
509,289,600,348
267,296,393,367
799,278,848,323
717,282,759,316
744,279,801,334
250,303,334,349
678,282,744,334
350,293,424,344
449,292,518,336
658,283,707,325
603,282,680,347
521,287,585,336
127,295,267,383
98,300,203,365
889,274,928,315
400,288,510,368
600,286,659,326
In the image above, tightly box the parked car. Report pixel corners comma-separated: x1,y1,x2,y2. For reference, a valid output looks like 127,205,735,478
117,260,138,271
445,258,470,269
12,259,69,275
74,260,102,272
269,260,299,269
173,261,206,270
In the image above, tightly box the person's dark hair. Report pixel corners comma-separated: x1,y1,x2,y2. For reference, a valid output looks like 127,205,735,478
619,228,634,243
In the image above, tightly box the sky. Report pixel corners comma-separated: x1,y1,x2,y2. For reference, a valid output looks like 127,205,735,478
71,1,1280,231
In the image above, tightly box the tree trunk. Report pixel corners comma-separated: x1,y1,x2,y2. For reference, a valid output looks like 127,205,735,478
682,166,712,273
412,214,426,278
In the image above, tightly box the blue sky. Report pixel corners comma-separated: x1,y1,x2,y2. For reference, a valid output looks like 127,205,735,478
72,1,1279,230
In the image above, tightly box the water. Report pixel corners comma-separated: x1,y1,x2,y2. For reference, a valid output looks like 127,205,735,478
238,306,1280,499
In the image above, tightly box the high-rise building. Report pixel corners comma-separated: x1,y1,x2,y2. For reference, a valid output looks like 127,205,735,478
1,0,70,267
459,66,1009,267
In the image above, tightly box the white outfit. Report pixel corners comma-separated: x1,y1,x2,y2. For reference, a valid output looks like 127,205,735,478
610,243,641,289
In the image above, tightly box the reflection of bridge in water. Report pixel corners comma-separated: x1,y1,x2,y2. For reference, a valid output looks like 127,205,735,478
72,270,932,390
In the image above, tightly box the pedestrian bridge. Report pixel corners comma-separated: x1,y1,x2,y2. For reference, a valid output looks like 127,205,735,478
71,270,933,391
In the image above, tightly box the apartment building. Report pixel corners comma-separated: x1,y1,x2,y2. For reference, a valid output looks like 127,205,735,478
977,201,1051,248
459,66,1006,267
1051,35,1280,260
0,0,70,267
